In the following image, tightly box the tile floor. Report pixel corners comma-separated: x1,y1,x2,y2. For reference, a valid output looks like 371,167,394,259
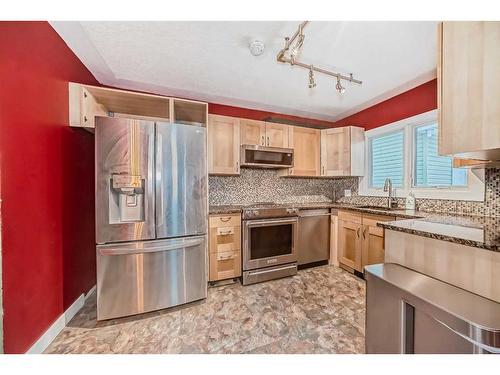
45,265,365,354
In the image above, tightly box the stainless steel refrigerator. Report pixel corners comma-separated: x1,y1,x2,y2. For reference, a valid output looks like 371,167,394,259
95,117,207,320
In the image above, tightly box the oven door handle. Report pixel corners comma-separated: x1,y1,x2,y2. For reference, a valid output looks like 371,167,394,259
245,217,298,227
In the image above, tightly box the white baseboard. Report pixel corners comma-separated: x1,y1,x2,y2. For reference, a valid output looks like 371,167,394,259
85,285,96,300
26,285,96,354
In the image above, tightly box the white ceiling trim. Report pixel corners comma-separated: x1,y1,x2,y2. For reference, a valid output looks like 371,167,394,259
333,70,436,121
50,21,115,83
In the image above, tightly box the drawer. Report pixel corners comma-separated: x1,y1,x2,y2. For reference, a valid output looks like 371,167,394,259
362,214,396,227
338,210,362,224
209,226,241,253
209,214,241,228
209,250,241,281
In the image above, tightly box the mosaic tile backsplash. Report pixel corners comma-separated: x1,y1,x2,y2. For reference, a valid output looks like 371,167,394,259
209,168,500,217
338,167,500,217
209,168,358,206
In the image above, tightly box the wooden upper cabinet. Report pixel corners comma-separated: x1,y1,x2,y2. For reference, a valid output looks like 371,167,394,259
265,123,289,148
240,119,266,146
320,126,365,176
208,115,240,175
438,22,500,161
280,126,320,177
240,120,289,148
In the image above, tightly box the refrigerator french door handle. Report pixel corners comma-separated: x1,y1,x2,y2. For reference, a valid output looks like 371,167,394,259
98,237,204,256
156,130,164,226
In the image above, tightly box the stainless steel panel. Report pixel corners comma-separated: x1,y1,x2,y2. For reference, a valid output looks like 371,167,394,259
95,117,155,244
365,263,500,354
297,209,330,265
243,217,298,271
242,263,297,285
413,309,473,354
96,236,207,320
155,122,207,238
365,269,404,353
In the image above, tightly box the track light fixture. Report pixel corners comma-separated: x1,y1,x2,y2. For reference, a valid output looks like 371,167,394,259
335,76,346,94
290,26,305,63
277,21,362,96
308,66,316,88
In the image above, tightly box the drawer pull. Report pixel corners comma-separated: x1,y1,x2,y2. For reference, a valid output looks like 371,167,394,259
218,254,236,261
217,227,234,236
220,217,232,222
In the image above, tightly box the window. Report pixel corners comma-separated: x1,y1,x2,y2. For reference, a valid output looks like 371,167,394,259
370,131,404,188
360,110,484,201
414,123,467,187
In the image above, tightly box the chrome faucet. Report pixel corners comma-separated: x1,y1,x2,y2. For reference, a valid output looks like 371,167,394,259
383,178,398,209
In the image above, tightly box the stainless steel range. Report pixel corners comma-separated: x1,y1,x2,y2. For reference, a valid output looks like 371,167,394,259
242,204,299,285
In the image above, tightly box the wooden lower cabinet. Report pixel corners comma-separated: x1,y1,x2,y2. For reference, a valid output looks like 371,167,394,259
338,211,363,272
208,213,242,281
338,211,395,273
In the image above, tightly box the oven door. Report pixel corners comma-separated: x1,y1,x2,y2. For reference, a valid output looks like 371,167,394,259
243,217,298,271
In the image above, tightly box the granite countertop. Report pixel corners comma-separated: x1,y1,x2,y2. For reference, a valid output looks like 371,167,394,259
209,202,425,219
379,214,500,252
210,202,499,252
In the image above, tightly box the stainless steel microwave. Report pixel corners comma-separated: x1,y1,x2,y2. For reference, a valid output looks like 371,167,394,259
240,144,294,169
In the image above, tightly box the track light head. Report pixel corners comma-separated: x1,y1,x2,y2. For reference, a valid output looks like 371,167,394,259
335,76,346,95
308,66,316,89
290,31,305,60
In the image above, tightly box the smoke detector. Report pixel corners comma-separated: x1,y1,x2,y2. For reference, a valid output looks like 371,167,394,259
249,40,265,56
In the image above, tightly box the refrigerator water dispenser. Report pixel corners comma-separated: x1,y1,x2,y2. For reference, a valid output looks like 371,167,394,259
109,174,145,223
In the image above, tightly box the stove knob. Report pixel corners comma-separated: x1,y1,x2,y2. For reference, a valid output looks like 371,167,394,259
286,208,298,214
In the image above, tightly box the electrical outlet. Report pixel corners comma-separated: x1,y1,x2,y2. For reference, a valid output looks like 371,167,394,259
344,189,351,197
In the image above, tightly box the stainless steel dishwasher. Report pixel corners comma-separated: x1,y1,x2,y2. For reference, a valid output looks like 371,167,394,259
297,209,330,266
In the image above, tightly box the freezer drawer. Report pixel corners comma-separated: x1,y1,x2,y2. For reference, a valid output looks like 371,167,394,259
96,236,207,320
297,209,330,265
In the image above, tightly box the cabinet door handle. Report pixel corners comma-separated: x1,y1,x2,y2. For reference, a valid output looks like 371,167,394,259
322,165,325,175
362,227,367,239
261,135,265,145
357,227,360,238
267,136,270,146
235,161,239,172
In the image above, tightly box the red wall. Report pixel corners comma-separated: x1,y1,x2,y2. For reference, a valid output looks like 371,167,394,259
0,22,98,353
209,80,436,130
333,79,437,130
208,103,337,128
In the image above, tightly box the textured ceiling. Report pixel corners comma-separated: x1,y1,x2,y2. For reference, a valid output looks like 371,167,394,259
51,21,438,121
